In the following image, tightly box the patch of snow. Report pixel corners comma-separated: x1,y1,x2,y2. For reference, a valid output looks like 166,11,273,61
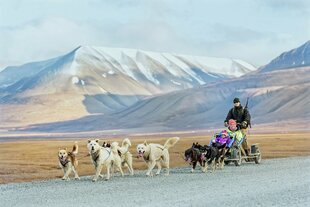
72,76,79,84
135,55,160,85
206,72,219,78
81,80,85,85
171,80,182,86
164,54,205,84
102,73,107,78
65,60,79,75
138,63,160,85
108,70,115,75
120,64,138,81
302,61,305,65
79,46,256,82
143,52,182,77
233,59,256,71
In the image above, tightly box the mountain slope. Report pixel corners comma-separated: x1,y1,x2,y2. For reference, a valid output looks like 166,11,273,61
259,40,310,73
0,46,256,127
24,66,309,132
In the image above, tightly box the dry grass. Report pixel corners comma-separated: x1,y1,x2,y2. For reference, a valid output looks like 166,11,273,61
0,132,309,184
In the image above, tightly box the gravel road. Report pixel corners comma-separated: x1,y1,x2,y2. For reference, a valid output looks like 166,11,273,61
1,156,309,207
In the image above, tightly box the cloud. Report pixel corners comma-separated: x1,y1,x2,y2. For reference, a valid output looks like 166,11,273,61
0,0,309,70
0,16,188,70
187,24,303,66
0,17,103,69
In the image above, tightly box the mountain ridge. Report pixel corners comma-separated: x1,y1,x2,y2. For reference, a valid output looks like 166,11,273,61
258,40,310,73
0,46,256,128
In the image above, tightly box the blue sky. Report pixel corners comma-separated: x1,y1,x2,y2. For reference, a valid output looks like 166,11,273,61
0,0,309,70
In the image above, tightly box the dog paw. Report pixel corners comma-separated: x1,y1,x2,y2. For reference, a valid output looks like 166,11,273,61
92,178,97,182
62,177,66,180
105,178,110,181
75,177,80,180
99,174,104,178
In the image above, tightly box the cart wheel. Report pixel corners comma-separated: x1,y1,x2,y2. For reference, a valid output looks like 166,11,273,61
254,149,262,164
234,148,242,166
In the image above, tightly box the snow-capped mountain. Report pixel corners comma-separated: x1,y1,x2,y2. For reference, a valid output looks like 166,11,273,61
0,46,256,92
259,40,310,73
0,46,256,127
16,43,310,133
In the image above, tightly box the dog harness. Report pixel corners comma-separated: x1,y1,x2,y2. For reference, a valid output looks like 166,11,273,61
142,145,165,161
91,150,100,165
59,157,70,167
91,148,111,167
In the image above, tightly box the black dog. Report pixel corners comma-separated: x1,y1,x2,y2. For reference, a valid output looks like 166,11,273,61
184,142,208,172
203,143,227,171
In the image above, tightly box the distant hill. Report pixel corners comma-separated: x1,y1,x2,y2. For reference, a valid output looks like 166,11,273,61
26,66,309,133
259,40,310,73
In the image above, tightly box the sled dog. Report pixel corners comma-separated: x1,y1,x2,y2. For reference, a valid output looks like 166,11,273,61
87,139,123,181
137,137,179,176
58,142,80,180
117,138,134,175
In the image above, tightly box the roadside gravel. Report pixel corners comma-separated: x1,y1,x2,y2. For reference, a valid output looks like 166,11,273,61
1,156,309,207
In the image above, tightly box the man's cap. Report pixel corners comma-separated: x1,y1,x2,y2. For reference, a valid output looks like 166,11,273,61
233,97,240,103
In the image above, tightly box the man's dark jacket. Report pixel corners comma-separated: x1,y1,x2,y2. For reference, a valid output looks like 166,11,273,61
225,105,250,126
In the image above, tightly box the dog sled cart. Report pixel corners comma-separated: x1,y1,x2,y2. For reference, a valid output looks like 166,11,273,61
211,132,262,166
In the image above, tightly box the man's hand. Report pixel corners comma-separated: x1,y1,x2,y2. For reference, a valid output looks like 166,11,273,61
241,121,247,128
224,122,228,127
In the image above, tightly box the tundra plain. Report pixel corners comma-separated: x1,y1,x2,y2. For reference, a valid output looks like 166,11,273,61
0,131,309,184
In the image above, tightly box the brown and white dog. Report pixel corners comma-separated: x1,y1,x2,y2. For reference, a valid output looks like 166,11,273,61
87,139,124,182
136,137,179,176
58,142,80,181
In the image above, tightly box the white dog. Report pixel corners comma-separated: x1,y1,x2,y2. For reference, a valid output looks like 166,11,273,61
117,138,134,175
137,137,180,176
58,142,80,181
87,139,123,181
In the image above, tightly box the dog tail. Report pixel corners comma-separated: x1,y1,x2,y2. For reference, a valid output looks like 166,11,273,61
120,138,131,153
122,138,131,147
72,142,78,155
163,137,180,149
110,142,120,154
